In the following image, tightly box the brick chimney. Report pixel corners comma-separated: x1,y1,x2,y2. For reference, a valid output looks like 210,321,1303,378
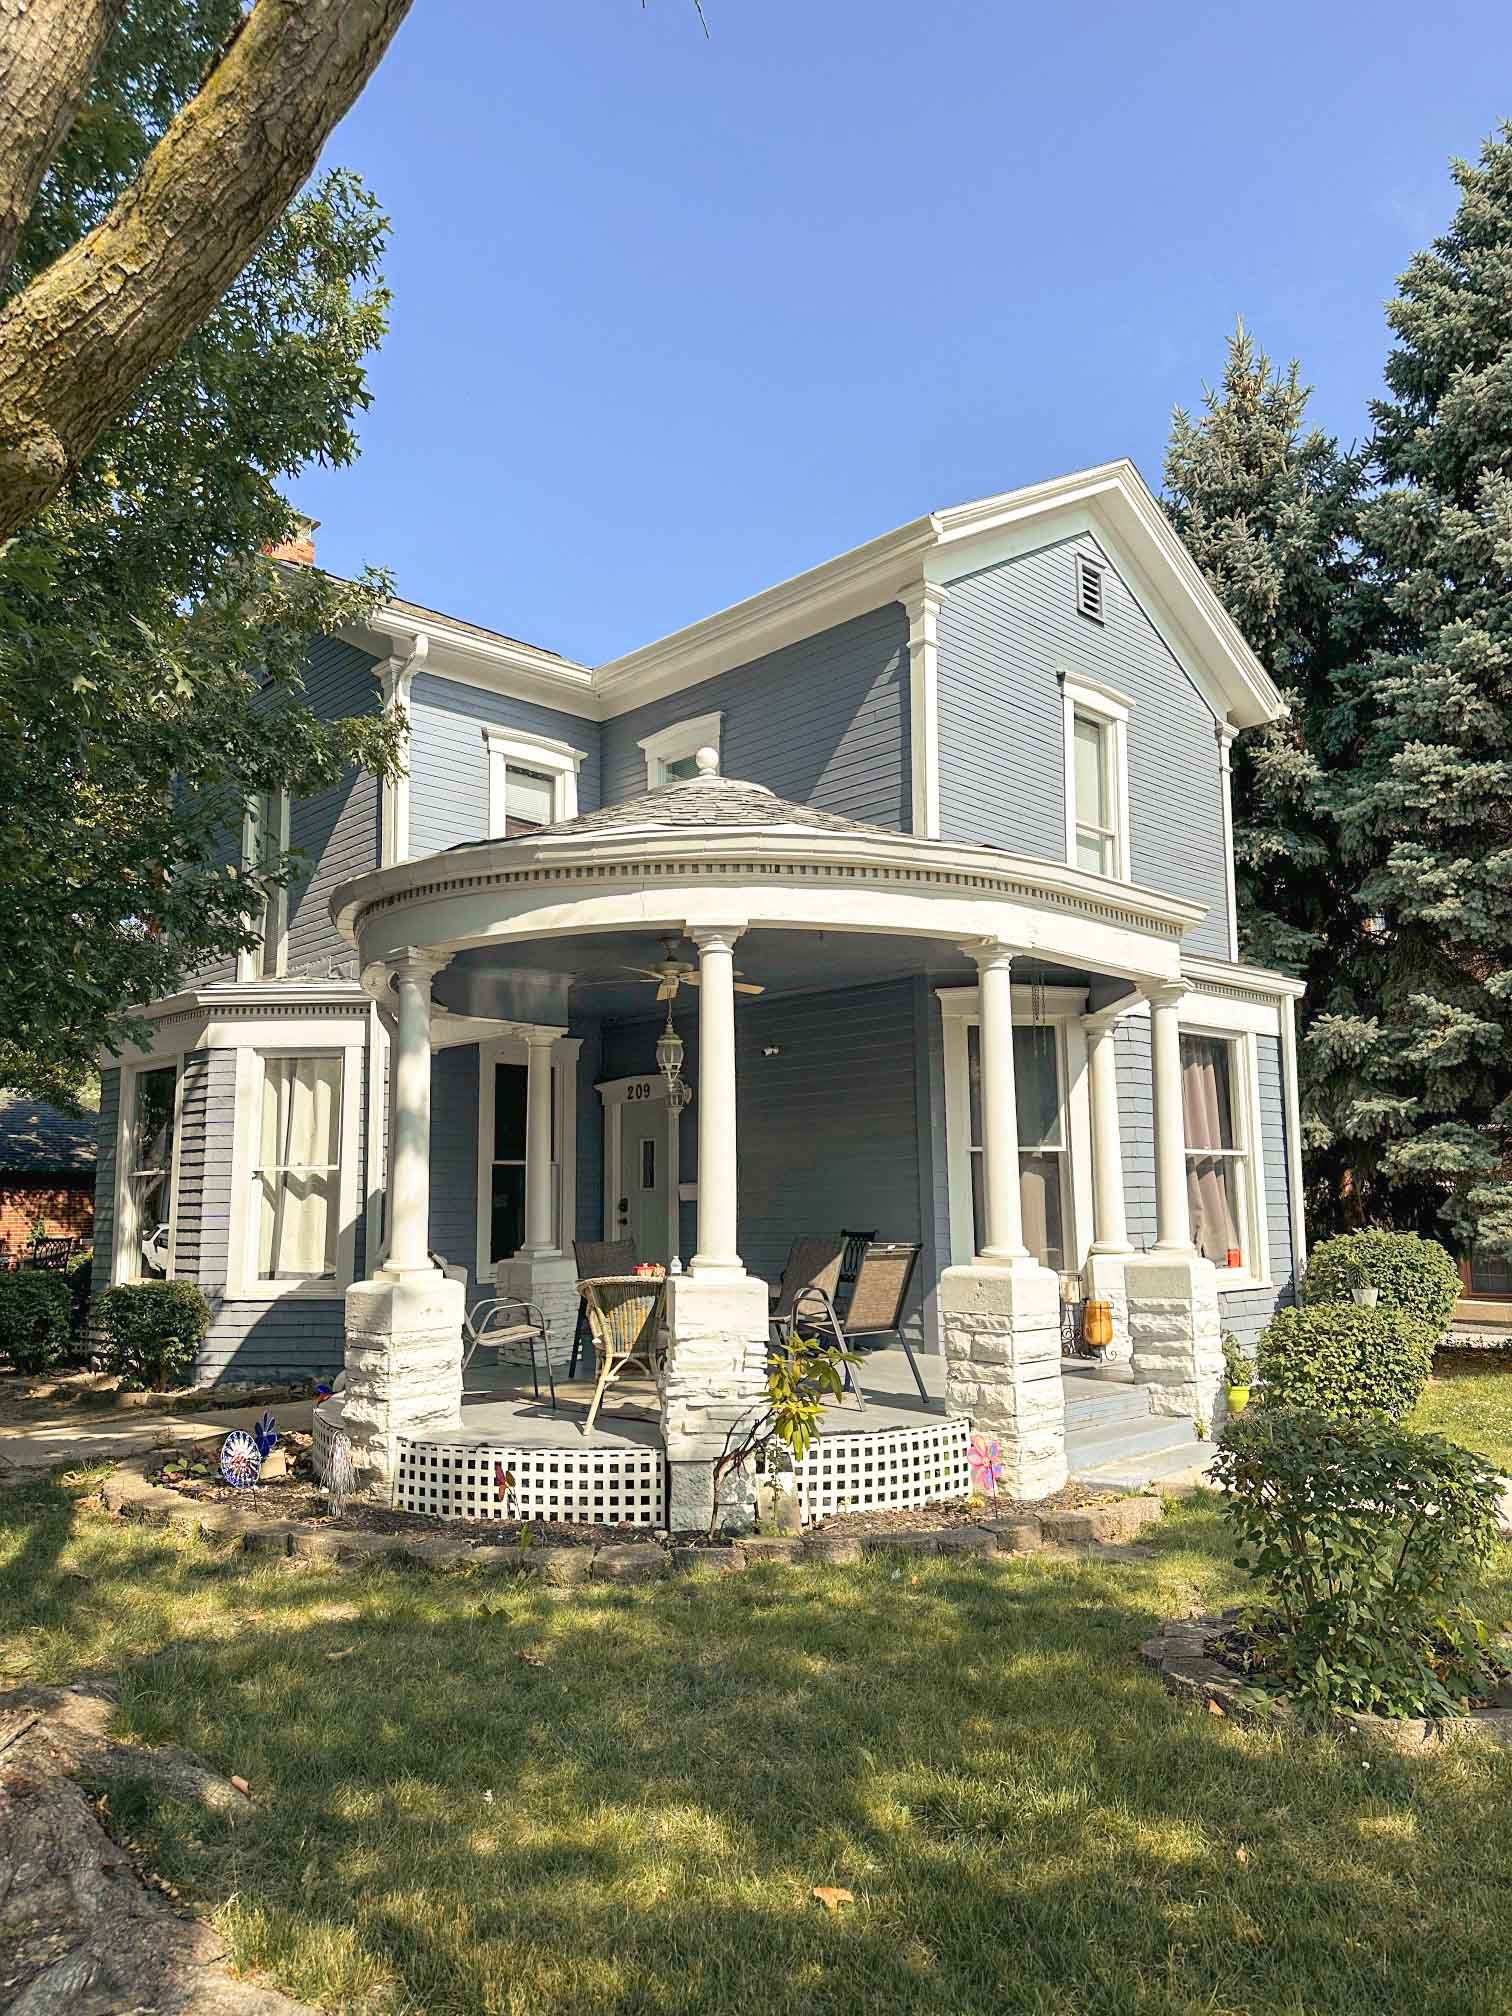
265,514,319,566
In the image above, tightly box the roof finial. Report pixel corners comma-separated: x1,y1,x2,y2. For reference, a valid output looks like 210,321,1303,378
695,745,719,778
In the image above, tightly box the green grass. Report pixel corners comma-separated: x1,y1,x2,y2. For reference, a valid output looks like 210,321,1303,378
5,1475,1512,2016
1413,1351,1512,1474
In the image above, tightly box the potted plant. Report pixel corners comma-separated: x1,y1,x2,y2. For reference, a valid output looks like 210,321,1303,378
1222,1333,1251,1415
1343,1251,1379,1307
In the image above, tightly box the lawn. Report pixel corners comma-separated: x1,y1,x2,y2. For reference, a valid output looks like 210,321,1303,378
5,1475,1512,2016
1414,1350,1512,1474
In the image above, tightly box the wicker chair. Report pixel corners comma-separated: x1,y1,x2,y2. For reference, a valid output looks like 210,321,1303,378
579,1273,668,1434
793,1240,926,1411
569,1238,636,1379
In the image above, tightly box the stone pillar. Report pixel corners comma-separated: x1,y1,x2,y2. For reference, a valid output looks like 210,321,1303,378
343,950,465,1493
939,939,1066,1500
1125,981,1222,1424
689,925,743,1277
497,1029,579,1371
1082,1009,1134,1363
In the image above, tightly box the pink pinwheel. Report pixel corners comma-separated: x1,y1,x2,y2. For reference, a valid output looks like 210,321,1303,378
969,1432,1004,1499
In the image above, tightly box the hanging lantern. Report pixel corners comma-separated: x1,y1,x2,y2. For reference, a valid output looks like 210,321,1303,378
656,1002,692,1110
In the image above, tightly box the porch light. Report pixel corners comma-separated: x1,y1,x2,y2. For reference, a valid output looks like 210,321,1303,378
656,1004,692,1110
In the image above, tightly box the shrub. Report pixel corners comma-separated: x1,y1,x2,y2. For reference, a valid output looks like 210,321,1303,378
65,1251,94,1337
1302,1229,1460,1340
0,1270,73,1375
1257,1301,1432,1422
97,1280,210,1391
1213,1406,1503,1719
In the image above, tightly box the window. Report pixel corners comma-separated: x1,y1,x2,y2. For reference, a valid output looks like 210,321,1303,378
485,1060,557,1265
1181,1033,1250,1271
1062,677,1130,880
1465,1246,1512,1298
483,728,583,836
965,1023,1068,1270
123,1065,178,1280
637,710,723,788
1075,552,1105,623
239,788,288,979
254,1056,343,1280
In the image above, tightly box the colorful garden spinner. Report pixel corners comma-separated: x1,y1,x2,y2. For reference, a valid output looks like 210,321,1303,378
252,1411,279,1458
969,1431,1005,1497
219,1428,262,1489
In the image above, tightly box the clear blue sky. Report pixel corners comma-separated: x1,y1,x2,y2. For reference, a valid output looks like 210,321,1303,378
289,0,1512,665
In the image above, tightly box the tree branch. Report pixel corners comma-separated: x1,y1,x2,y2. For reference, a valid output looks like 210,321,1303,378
0,0,122,292
0,0,413,541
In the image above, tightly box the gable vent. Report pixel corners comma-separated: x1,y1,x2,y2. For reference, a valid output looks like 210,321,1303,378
1075,553,1105,624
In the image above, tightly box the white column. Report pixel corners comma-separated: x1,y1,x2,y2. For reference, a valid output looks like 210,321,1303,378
1084,1015,1132,1255
970,940,1027,1263
1146,980,1194,1253
386,950,448,1275
689,924,744,1276
520,1030,558,1256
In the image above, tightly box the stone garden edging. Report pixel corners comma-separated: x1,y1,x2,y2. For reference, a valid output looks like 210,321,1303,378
99,1453,1167,1581
1140,1611,1512,1751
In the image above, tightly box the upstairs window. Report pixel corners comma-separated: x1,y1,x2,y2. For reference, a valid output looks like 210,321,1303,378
239,788,288,980
637,710,723,788
501,763,555,836
1062,677,1130,880
483,728,583,836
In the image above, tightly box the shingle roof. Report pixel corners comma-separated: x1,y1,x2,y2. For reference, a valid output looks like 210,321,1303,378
447,773,914,853
0,1092,97,1177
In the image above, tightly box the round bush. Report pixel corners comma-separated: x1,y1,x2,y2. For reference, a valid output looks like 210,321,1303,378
1257,1301,1433,1422
1302,1229,1459,1340
97,1279,210,1390
0,1270,73,1375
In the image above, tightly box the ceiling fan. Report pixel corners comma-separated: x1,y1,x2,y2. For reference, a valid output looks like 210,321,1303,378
595,937,765,1001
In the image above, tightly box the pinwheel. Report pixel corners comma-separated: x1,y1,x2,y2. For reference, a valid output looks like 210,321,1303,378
219,1428,262,1489
969,1432,1005,1499
252,1411,279,1459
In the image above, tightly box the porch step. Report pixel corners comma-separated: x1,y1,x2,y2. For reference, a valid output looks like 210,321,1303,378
1065,1411,1203,1488
1071,1435,1217,1493
1062,1383,1151,1433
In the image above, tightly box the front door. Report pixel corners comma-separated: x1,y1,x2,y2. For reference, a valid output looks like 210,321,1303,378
620,1105,671,1265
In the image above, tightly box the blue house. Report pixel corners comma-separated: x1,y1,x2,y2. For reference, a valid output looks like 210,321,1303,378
93,462,1305,1523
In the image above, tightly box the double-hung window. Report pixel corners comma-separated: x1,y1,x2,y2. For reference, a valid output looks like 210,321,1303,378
483,728,584,837
122,1064,179,1280
239,788,288,979
1180,1033,1252,1272
965,1023,1068,1271
254,1055,343,1281
1062,678,1130,881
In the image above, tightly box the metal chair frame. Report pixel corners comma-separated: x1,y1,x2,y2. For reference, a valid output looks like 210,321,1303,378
462,1294,558,1410
791,1240,926,1412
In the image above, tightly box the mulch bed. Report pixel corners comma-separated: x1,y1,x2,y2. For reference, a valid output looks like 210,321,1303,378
810,1481,1116,1538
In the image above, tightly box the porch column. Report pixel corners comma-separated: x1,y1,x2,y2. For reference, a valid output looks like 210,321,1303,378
689,924,744,1276
1146,980,1194,1252
520,1029,558,1256
971,939,1027,1263
388,950,448,1273
1084,1014,1132,1255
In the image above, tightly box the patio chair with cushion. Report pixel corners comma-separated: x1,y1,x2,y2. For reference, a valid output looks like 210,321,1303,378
792,1240,926,1411
461,1293,557,1410
579,1273,668,1434
569,1238,636,1379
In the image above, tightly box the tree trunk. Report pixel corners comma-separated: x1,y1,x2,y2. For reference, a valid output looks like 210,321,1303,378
0,0,122,293
0,0,413,542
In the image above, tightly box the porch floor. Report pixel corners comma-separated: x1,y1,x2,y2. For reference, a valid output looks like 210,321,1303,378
454,1341,945,1449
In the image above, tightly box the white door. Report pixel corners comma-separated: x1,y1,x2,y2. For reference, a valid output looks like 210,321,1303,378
620,1107,670,1264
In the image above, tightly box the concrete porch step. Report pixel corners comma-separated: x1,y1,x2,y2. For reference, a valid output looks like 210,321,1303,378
1065,1412,1197,1471
1062,1384,1151,1432
1071,1435,1217,1493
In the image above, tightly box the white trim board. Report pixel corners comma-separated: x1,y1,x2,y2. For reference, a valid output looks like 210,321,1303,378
637,711,723,788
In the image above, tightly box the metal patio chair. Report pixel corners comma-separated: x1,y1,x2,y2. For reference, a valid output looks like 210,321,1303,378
459,1265,558,1411
768,1236,845,1346
579,1273,668,1434
792,1240,927,1411
837,1227,876,1312
570,1238,636,1379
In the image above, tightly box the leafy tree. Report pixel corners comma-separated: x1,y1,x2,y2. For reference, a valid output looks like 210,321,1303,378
1323,125,1512,1254
0,1,402,1102
0,0,413,539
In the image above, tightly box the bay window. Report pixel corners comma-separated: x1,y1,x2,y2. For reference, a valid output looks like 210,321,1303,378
121,1063,179,1281
229,1045,360,1296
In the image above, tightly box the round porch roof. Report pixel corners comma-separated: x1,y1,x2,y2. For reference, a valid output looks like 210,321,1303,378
330,756,1204,990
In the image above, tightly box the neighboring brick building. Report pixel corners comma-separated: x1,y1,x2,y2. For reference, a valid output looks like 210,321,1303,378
0,1091,96,1262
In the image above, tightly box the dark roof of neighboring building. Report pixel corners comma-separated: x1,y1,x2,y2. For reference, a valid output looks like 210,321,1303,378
383,592,578,664
0,1092,97,1178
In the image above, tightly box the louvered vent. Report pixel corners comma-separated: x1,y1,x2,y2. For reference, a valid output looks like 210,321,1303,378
1075,553,1105,623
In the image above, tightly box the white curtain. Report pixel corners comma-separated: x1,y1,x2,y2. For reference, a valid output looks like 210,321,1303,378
1181,1038,1241,1263
258,1057,341,1278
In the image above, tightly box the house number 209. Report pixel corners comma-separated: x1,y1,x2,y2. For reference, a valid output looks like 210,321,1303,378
627,1081,655,1101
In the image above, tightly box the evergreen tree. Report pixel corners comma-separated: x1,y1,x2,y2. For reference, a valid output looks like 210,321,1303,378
1323,124,1512,1253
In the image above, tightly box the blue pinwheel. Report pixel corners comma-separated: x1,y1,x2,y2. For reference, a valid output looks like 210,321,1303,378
252,1411,279,1459
220,1428,262,1489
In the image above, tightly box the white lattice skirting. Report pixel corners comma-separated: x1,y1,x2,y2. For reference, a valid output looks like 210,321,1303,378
312,1397,338,1479
792,1417,973,1525
396,1440,666,1526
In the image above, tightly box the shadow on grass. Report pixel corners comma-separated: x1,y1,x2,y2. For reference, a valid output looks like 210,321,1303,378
6,1477,1512,2016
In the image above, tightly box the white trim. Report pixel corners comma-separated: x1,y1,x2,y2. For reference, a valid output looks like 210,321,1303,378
474,1033,580,1280
900,583,943,838
1216,720,1239,963
637,711,723,788
349,608,599,722
483,725,583,833
363,1000,387,1270
226,1041,363,1301
1279,991,1308,1275
596,1074,681,1262
236,788,290,981
113,1056,185,1286
1062,675,1131,883
377,633,427,866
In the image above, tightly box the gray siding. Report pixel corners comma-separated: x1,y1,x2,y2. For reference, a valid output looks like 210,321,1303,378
284,638,383,977
1113,1016,1295,1349
916,976,951,1354
937,534,1232,955
600,605,911,826
407,673,602,858
90,1070,120,1298
601,978,926,1343
428,1042,482,1304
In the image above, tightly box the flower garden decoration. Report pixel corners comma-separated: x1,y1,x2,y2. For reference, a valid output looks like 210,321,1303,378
969,1431,1005,1501
219,1428,262,1489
